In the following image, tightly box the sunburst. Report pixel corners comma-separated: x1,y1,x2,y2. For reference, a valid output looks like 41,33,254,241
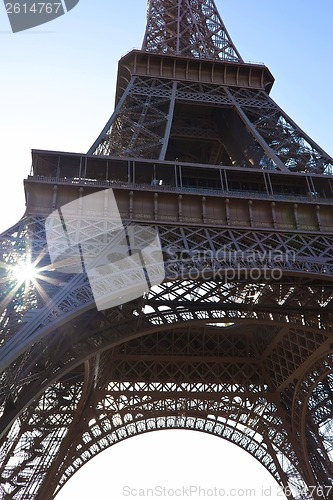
0,249,65,314
11,258,38,284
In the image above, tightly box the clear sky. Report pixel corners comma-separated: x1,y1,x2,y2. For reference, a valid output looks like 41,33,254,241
0,1,332,498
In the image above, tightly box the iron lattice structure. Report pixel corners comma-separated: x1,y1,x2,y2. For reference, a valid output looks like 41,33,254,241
0,1,333,498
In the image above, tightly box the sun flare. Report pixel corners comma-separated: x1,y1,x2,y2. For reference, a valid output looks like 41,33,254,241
1,250,61,310
11,259,38,284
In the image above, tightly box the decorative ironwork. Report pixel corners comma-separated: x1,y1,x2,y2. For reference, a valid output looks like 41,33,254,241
142,0,243,61
0,1,332,499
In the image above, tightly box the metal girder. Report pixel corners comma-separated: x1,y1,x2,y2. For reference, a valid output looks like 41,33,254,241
2,216,333,373
230,88,333,175
88,77,174,158
1,0,333,498
90,76,333,174
142,0,243,62
159,81,177,160
0,213,333,497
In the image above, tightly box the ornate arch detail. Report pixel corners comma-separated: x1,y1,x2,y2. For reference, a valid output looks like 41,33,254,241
53,415,283,497
1,216,333,498
291,354,333,486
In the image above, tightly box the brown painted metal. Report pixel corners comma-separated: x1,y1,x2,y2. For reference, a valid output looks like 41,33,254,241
0,1,332,499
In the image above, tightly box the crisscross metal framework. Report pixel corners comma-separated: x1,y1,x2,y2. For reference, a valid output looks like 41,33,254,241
0,1,333,499
142,0,243,61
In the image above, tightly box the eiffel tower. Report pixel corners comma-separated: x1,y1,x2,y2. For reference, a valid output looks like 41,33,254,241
1,1,333,498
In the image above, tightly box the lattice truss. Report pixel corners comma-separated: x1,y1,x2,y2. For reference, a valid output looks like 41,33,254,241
0,216,333,498
93,78,175,158
230,88,333,174
91,79,333,175
142,0,242,61
1,1,332,498
0,329,332,499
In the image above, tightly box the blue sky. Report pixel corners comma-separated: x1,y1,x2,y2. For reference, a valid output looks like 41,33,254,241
0,0,332,497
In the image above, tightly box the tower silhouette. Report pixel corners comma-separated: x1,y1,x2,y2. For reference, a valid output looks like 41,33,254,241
0,1,332,499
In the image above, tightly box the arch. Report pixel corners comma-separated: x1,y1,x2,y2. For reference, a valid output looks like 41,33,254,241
1,217,333,498
2,215,333,376
52,430,280,498
291,355,333,485
53,411,287,497
0,316,331,440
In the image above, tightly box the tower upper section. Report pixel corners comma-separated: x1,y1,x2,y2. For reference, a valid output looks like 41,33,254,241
142,0,243,62
83,0,333,174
